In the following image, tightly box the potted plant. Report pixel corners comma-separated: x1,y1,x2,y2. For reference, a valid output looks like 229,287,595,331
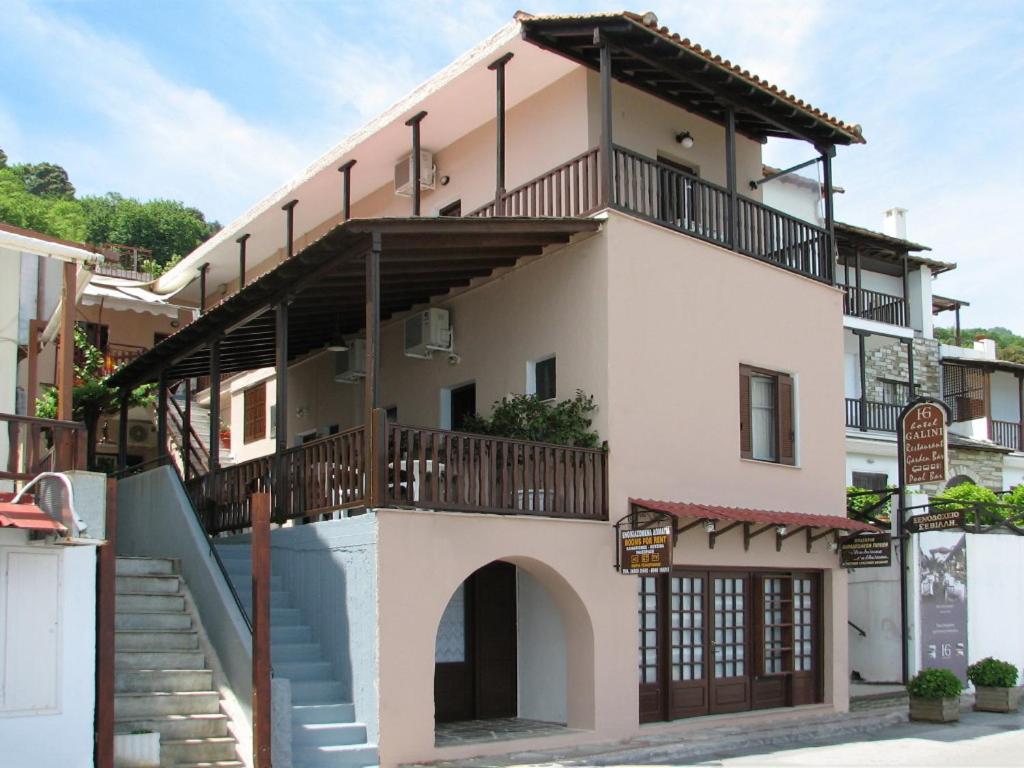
113,729,160,767
219,423,231,449
907,668,963,723
967,657,1021,713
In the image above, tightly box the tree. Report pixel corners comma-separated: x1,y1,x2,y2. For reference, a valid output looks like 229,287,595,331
461,390,601,447
934,326,1024,365
0,147,7,168
19,162,75,199
35,327,155,471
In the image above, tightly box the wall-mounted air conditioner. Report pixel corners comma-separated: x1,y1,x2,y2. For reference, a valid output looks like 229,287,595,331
334,339,367,383
127,421,152,446
394,150,436,196
404,308,452,360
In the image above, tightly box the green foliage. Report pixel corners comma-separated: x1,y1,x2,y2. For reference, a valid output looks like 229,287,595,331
934,326,1024,365
967,657,1019,689
907,668,964,700
1005,484,1024,508
847,486,894,523
461,390,601,448
930,481,1011,524
18,161,75,199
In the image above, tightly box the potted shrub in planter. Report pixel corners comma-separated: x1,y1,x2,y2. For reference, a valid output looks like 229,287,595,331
907,668,963,723
968,657,1021,713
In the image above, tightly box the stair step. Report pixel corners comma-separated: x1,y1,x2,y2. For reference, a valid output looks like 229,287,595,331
159,736,238,765
115,691,221,717
116,650,206,670
117,557,175,576
116,669,213,694
291,680,346,705
273,643,324,663
116,610,193,631
293,743,379,768
115,713,228,740
293,721,368,747
172,762,244,768
272,625,313,644
234,590,291,608
271,608,302,625
117,574,181,594
291,703,356,725
116,630,198,651
118,593,186,612
276,660,334,681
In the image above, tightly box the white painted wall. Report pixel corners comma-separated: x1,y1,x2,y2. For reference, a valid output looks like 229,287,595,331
0,531,97,768
516,568,567,724
847,523,902,683
990,371,1021,423
761,177,822,226
965,534,1024,680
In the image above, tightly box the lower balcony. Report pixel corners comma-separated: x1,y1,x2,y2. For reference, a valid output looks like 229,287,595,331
991,420,1022,451
185,415,609,535
845,397,900,433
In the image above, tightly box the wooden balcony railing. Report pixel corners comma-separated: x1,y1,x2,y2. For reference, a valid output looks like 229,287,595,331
843,286,908,327
186,421,609,534
104,344,147,375
0,413,87,484
468,147,602,218
845,398,900,433
991,420,1022,452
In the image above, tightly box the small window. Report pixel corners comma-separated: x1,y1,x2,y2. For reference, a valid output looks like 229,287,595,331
879,378,910,405
852,471,888,491
529,356,556,401
739,365,795,465
448,383,476,431
243,383,267,444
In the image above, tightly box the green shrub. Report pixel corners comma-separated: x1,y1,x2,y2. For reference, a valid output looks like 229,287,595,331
967,657,1019,689
931,482,1004,524
907,668,964,700
847,486,893,523
461,390,600,448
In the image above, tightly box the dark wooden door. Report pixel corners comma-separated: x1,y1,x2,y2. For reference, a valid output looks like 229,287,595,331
709,573,751,714
450,383,476,431
638,575,664,723
667,572,709,718
473,561,517,718
752,573,791,709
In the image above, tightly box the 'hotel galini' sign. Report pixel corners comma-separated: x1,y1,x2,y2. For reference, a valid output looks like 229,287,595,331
901,401,948,485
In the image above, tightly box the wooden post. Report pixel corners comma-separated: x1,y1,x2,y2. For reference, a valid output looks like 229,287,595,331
955,304,962,345
338,160,357,221
117,391,129,472
901,253,911,327
274,301,289,522
405,112,427,216
157,371,168,460
369,407,387,507
820,145,836,283
598,32,613,207
905,338,915,399
488,53,514,215
209,339,221,477
182,378,193,480
854,246,864,316
94,479,118,768
858,331,868,431
724,105,738,250
251,492,272,768
26,319,43,470
365,234,381,506
237,234,250,289
199,264,209,315
282,200,298,259
57,262,76,423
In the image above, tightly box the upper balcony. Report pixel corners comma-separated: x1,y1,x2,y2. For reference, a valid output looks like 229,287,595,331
942,347,1024,453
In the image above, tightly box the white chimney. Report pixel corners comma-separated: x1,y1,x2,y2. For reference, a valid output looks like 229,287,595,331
882,207,908,240
973,338,997,360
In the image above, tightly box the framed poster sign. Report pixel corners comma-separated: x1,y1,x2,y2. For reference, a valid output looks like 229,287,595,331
900,401,948,486
619,526,673,575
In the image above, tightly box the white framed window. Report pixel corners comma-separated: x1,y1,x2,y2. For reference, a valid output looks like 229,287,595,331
527,355,556,402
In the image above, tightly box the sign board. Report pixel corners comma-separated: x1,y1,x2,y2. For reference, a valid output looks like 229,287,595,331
839,533,892,568
619,526,673,575
918,532,968,682
907,508,965,533
900,402,948,486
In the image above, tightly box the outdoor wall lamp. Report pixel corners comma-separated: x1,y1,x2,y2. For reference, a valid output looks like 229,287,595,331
703,519,716,533
776,525,787,536
828,540,840,552
326,335,349,352
675,130,694,149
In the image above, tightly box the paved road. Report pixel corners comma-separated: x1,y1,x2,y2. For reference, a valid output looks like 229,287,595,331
691,709,1023,767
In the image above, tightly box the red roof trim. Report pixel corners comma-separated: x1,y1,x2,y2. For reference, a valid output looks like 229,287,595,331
631,498,878,533
0,502,67,533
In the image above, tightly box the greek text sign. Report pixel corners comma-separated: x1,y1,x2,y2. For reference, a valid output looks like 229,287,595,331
907,508,965,533
619,526,673,575
901,402,948,485
839,533,892,568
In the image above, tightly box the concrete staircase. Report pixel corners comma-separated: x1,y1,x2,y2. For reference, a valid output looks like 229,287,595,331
115,556,243,767
216,544,378,768
167,390,234,471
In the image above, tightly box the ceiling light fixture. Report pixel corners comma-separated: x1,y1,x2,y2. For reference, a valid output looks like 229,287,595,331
675,130,694,149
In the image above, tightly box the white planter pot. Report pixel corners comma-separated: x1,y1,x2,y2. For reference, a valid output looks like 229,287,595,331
114,731,160,768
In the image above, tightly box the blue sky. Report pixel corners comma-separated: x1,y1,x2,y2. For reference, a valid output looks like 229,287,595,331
2,1,1022,330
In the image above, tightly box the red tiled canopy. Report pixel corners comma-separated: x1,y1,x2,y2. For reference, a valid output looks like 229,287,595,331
631,498,878,533
0,492,66,534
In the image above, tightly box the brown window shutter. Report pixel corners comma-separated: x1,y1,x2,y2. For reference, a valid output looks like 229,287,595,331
739,366,752,459
777,373,795,465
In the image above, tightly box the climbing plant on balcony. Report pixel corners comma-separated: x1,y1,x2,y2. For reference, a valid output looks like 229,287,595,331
461,390,601,448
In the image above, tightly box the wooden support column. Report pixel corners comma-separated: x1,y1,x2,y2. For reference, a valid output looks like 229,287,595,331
858,331,868,431
955,305,962,346
365,233,382,507
282,199,298,260
598,32,613,206
157,371,168,459
26,319,42,417
854,246,864,316
116,391,129,472
338,159,357,221
208,339,221,477
182,378,192,481
820,145,836,283
274,300,290,522
237,234,250,289
724,105,739,250
405,111,428,216
488,53,514,215
905,338,915,399
250,492,272,768
199,263,209,315
94,479,117,768
901,253,911,327
57,261,76,423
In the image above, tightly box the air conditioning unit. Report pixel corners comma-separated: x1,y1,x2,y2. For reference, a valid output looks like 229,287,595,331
394,150,436,196
404,308,452,359
334,339,367,383
127,421,152,446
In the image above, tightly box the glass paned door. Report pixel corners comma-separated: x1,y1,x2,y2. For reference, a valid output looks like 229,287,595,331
709,573,751,713
667,573,708,718
638,576,664,723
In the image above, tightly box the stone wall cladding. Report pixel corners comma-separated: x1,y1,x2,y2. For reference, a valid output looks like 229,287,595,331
864,337,941,401
920,445,1006,494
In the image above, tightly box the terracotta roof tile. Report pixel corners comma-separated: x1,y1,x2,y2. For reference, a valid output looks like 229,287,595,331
631,498,879,533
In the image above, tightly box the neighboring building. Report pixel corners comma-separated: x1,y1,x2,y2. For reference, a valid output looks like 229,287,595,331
111,10,883,767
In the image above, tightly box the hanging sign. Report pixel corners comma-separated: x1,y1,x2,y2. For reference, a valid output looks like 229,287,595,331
619,526,673,574
900,401,948,486
839,533,892,568
907,508,965,533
